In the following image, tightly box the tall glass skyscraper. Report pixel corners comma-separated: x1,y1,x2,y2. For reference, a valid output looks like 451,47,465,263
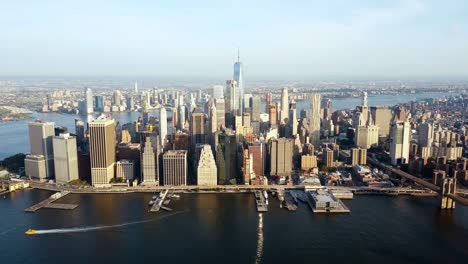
233,49,244,115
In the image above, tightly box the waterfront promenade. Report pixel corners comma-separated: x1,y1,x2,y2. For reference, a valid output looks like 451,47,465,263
28,180,445,196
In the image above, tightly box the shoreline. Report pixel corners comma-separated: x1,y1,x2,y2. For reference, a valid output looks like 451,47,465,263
27,181,439,197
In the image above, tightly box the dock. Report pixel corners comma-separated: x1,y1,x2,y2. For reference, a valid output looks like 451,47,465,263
329,189,354,199
150,189,168,212
306,190,350,213
24,191,78,212
254,191,268,212
283,191,298,211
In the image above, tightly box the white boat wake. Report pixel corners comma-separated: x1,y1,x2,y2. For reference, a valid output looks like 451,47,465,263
31,211,187,235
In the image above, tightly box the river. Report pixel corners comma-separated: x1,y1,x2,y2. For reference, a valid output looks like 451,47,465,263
0,190,467,263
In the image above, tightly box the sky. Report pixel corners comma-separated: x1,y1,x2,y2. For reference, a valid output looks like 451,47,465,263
1,0,468,80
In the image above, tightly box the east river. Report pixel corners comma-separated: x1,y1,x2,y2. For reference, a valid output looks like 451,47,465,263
0,190,467,263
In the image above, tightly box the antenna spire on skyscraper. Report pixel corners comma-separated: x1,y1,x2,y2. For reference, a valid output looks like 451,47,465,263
237,47,240,62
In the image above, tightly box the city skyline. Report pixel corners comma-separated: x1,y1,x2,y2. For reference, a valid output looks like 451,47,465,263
1,1,468,79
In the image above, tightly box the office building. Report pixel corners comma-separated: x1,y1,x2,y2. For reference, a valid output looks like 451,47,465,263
85,87,93,114
355,125,379,149
115,160,134,181
190,108,205,150
215,98,226,129
163,150,187,186
309,94,321,147
370,106,392,137
418,123,434,147
269,138,294,177
197,145,217,186
233,50,244,115
212,85,224,99
280,87,289,124
389,121,411,165
225,80,238,115
141,137,158,185
290,99,297,136
25,155,47,179
248,142,266,177
250,96,261,122
178,105,186,130
159,107,167,147
53,133,79,184
89,119,116,186
268,104,277,128
28,120,55,179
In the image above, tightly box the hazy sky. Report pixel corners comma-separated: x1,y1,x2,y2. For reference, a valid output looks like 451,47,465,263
1,0,468,79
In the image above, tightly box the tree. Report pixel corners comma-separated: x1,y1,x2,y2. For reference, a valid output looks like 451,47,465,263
0,153,25,173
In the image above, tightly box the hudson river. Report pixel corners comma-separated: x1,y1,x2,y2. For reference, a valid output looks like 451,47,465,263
0,190,467,263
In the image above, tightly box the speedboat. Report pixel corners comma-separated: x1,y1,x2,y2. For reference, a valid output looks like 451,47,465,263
148,200,155,206
25,229,37,235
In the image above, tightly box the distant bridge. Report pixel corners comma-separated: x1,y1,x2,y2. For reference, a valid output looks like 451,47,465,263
368,157,468,208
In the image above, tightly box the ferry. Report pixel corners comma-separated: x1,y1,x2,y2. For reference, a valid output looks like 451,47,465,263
25,229,37,235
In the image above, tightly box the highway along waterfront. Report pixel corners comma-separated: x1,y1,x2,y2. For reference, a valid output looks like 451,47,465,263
1,189,468,264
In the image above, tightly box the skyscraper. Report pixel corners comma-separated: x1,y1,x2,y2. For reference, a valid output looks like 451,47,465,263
85,87,93,114
94,96,104,112
209,103,217,134
215,98,226,129
212,85,224,99
269,138,293,178
27,120,55,179
268,104,277,128
250,96,261,122
113,90,122,106
197,145,217,186
178,104,186,130
248,142,266,177
418,123,434,147
370,106,392,137
225,80,238,115
233,49,244,115
53,133,79,184
89,119,116,186
163,150,187,186
159,107,167,147
280,87,289,124
190,107,205,150
389,121,411,165
309,94,321,147
290,99,297,136
115,160,134,181
141,137,158,185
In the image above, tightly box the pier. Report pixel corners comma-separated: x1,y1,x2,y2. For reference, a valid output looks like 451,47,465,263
24,191,77,212
283,191,298,211
306,190,350,213
254,191,268,212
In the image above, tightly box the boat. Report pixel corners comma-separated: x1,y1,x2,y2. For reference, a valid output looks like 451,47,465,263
148,200,155,206
172,194,180,199
25,229,36,235
263,191,268,199
152,195,157,200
